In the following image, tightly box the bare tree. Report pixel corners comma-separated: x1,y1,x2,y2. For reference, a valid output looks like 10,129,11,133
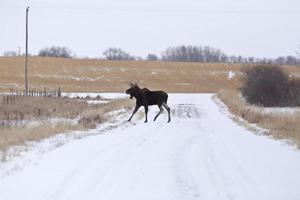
146,54,158,61
161,45,228,62
274,56,286,65
38,46,73,58
159,45,300,65
286,56,298,65
296,45,300,58
3,50,18,57
103,48,135,60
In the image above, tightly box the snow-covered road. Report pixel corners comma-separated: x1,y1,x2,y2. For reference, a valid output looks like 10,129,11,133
1,94,300,200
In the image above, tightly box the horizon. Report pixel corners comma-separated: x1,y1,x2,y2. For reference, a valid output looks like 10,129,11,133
1,0,300,58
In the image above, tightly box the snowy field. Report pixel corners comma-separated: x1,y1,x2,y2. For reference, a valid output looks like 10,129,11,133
0,94,300,200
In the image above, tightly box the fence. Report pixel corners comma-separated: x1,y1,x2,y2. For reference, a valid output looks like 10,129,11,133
2,87,62,106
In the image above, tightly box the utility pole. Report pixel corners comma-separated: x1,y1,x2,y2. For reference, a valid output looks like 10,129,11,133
18,46,21,56
25,6,29,95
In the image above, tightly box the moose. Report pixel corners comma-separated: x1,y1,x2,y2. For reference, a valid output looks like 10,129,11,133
126,83,171,123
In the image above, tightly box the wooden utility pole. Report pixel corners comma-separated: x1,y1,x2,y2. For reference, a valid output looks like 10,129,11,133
25,7,29,95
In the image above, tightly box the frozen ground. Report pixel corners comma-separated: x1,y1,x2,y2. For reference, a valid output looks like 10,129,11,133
0,94,300,200
62,92,127,99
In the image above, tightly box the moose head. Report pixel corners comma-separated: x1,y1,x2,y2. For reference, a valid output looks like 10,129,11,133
125,82,140,99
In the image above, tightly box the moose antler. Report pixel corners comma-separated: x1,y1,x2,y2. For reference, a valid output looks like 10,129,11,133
127,82,135,88
127,81,142,88
135,80,142,86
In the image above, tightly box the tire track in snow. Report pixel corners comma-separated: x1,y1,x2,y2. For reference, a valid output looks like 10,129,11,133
46,119,167,200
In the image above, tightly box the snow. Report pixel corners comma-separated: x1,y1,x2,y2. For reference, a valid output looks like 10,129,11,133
68,75,104,82
175,82,191,86
0,94,300,200
227,70,235,80
85,100,110,104
238,92,300,114
62,92,127,99
259,107,300,114
33,74,104,81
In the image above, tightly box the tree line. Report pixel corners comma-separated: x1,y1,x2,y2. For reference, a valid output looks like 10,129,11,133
160,45,300,65
2,45,300,65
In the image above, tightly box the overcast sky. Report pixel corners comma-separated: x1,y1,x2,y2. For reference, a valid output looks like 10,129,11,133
1,0,300,58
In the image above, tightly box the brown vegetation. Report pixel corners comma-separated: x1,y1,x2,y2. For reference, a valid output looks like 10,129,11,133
1,57,299,94
218,90,300,148
0,95,88,123
78,98,134,129
0,96,133,153
0,56,244,93
241,65,300,107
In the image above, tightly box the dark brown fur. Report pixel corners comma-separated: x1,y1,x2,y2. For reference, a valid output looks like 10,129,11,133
126,83,171,123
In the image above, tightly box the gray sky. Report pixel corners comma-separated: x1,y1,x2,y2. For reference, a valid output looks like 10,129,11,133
1,0,300,58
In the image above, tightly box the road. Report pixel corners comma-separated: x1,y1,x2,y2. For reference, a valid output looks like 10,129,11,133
0,94,300,200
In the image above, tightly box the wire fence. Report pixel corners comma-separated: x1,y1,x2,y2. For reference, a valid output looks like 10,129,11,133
2,87,62,106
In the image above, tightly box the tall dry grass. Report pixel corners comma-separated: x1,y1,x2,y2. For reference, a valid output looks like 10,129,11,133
0,122,81,155
78,98,134,129
1,57,299,93
0,96,133,154
218,90,300,148
0,56,245,93
0,95,88,123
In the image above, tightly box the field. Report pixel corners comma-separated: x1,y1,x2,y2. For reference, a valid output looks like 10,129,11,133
2,57,300,93
1,56,300,147
1,56,244,93
1,57,300,199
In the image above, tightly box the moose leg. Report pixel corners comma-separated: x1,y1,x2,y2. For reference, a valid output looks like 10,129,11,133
163,103,171,123
128,105,140,121
144,105,148,123
154,105,163,121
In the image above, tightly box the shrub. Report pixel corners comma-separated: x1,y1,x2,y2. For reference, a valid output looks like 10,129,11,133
241,65,300,107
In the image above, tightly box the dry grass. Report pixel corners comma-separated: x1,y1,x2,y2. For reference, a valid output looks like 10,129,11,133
1,56,299,93
0,96,133,153
0,56,246,93
0,122,81,154
218,90,300,147
2,57,299,93
78,98,134,129
0,95,88,122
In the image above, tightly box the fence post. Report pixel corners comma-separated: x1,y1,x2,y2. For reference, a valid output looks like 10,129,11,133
58,86,61,98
